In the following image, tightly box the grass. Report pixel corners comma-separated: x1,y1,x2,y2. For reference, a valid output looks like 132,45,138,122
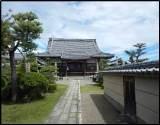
80,83,104,94
2,84,68,124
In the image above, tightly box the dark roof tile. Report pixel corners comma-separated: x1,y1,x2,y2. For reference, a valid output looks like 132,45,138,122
37,38,114,59
101,60,159,73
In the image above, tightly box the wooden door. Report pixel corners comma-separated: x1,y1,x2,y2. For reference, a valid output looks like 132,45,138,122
123,76,136,117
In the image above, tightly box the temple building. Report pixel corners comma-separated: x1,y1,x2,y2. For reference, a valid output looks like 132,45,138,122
36,38,114,76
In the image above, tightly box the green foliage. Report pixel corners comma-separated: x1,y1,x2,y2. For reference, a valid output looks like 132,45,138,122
2,10,43,102
92,73,104,89
1,65,12,101
17,59,26,74
1,84,12,101
40,65,56,83
2,11,43,53
20,72,48,87
30,62,38,72
125,50,136,63
1,13,14,54
26,52,36,62
99,59,109,70
12,11,43,52
40,65,55,73
17,72,49,101
48,84,57,93
80,83,104,93
133,43,148,63
1,75,9,89
1,65,11,88
125,43,148,64
2,84,68,124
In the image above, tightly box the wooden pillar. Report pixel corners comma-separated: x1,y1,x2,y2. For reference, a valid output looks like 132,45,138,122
36,57,39,73
96,58,99,73
83,61,86,76
54,62,57,77
65,62,67,77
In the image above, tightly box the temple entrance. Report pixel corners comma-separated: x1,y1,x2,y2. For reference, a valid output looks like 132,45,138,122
67,62,84,76
57,60,97,76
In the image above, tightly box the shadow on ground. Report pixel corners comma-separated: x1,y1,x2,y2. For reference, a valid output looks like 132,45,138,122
90,94,120,124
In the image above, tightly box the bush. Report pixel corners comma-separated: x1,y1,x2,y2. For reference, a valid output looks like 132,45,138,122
1,65,12,101
48,84,57,93
1,84,12,101
40,65,56,83
30,62,38,72
17,59,26,74
17,72,49,101
92,73,104,88
1,75,11,102
1,75,8,89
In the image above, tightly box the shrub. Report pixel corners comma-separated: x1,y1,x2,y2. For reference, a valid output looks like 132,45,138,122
1,84,12,101
30,62,38,72
48,84,57,93
92,73,104,88
1,75,11,101
1,65,12,101
17,72,49,101
1,75,8,89
40,65,56,83
17,59,26,74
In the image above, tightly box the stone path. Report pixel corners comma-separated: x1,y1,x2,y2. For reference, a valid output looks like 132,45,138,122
45,80,81,124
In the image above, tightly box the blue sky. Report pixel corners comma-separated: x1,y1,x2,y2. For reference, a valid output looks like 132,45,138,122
2,2,159,61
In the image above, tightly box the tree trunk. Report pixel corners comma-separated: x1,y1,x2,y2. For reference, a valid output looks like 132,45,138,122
9,51,17,102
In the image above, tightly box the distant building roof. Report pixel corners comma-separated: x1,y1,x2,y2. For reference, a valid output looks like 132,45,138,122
37,38,114,60
37,58,46,65
101,60,159,74
2,53,25,60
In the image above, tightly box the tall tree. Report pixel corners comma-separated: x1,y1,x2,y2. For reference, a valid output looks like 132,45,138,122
133,43,148,63
117,57,123,65
125,43,148,64
1,11,43,102
125,50,136,63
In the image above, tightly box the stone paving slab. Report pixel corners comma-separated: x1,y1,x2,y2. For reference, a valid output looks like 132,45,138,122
45,80,81,124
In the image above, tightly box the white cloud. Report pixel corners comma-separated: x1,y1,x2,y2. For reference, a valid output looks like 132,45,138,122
2,1,159,60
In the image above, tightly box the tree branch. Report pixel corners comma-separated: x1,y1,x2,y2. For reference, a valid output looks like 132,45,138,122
17,47,25,59
13,41,20,52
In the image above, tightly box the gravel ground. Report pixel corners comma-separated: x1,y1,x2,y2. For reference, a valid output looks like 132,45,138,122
81,93,120,124
56,76,121,124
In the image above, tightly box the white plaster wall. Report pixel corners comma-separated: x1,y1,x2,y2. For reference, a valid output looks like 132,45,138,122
103,75,124,108
135,76,159,124
135,77,159,95
136,103,159,124
103,74,159,124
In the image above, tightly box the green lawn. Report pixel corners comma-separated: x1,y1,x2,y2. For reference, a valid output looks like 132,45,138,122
80,83,104,94
2,84,68,124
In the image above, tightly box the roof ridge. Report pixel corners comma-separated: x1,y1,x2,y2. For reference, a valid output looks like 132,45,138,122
53,38,96,42
105,60,159,70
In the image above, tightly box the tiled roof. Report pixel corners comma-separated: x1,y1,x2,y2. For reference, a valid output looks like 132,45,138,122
37,58,46,65
101,60,159,73
37,38,114,60
2,53,25,60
